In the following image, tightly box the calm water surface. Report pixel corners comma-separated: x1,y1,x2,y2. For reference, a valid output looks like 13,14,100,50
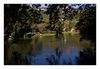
6,34,92,65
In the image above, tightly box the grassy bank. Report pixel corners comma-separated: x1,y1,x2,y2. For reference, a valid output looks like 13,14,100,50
32,32,79,38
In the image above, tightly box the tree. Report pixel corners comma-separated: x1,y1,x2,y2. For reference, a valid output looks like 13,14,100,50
46,4,66,38
4,4,43,40
4,4,21,40
76,7,96,43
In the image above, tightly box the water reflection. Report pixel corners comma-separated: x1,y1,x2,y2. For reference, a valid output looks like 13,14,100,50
33,47,80,65
5,34,96,65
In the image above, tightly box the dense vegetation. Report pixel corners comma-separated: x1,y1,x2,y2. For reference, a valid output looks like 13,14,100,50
4,4,81,40
76,7,96,43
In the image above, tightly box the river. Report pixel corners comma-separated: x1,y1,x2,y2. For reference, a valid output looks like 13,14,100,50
5,33,95,65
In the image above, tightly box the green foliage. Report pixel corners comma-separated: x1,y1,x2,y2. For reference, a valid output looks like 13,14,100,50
64,8,79,20
5,4,96,41
4,4,21,40
64,20,76,31
46,4,66,38
4,4,43,40
76,8,96,43
28,9,43,24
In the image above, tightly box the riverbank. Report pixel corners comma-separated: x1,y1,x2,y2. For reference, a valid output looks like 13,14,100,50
32,32,79,38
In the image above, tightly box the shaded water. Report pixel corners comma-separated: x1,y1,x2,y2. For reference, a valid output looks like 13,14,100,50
5,33,95,65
